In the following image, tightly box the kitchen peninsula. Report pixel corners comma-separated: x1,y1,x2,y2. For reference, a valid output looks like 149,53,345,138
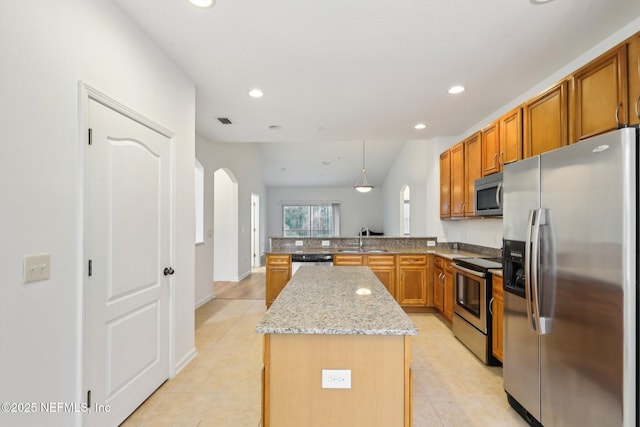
256,266,418,427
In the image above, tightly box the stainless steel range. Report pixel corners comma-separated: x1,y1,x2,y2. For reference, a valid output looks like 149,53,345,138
451,257,502,365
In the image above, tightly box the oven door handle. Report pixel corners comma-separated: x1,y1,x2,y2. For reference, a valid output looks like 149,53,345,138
453,264,486,278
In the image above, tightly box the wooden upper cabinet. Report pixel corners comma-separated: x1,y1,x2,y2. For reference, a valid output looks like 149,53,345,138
571,44,627,142
439,150,451,218
499,106,523,166
524,80,568,158
628,32,640,126
450,142,465,217
464,132,482,216
481,123,500,177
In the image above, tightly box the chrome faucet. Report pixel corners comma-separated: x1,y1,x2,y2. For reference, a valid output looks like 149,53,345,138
359,226,370,249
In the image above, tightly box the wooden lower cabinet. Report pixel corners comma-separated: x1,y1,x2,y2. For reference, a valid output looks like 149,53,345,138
265,254,291,307
367,255,396,297
442,259,454,322
432,256,454,322
262,333,413,427
333,254,364,266
433,257,444,312
492,274,504,362
397,255,428,307
334,254,395,296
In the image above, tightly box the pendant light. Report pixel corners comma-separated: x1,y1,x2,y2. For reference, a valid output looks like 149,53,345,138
354,141,374,193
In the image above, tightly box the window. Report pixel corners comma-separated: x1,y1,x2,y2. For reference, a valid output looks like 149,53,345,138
195,158,204,244
283,203,340,237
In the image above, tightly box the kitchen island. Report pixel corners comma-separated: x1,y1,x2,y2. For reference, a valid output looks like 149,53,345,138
256,266,418,427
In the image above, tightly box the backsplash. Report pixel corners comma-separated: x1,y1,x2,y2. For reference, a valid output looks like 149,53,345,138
269,237,501,258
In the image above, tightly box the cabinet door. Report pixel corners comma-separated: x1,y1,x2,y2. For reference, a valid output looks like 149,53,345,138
500,106,522,166
450,142,465,217
397,255,428,306
524,80,568,158
433,259,444,313
439,150,451,218
266,255,291,307
572,44,627,142
443,260,454,322
481,123,500,177
628,32,640,126
464,132,482,216
333,254,364,266
367,255,396,298
492,275,504,362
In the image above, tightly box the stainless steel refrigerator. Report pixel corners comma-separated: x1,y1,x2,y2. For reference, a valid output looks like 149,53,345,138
502,127,637,427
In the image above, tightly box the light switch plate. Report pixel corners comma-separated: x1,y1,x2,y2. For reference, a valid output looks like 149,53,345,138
427,240,436,247
322,369,351,389
24,254,51,283
295,240,304,246
321,240,330,247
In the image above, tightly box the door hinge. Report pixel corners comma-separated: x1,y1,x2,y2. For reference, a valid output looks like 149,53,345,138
88,128,93,145
87,390,91,408
88,259,92,277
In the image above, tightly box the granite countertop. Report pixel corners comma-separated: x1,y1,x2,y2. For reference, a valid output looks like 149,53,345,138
267,247,483,257
255,266,418,336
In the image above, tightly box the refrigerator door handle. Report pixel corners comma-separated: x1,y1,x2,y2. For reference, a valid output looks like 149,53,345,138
524,209,537,332
530,208,545,334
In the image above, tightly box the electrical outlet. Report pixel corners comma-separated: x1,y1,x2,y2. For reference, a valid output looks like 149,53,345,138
427,240,436,247
321,240,330,247
322,369,351,389
295,240,304,246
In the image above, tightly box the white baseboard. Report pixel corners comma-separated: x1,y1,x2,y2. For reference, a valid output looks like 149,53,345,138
194,293,215,309
236,269,251,282
174,347,197,377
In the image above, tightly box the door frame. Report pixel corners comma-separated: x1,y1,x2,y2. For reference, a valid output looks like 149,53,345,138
78,82,177,423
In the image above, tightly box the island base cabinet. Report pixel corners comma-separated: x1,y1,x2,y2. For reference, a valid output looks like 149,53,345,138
262,334,412,427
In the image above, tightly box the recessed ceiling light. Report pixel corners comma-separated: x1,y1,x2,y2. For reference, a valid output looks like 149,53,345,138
530,0,555,4
448,85,465,94
186,0,215,8
414,123,427,130
248,88,264,98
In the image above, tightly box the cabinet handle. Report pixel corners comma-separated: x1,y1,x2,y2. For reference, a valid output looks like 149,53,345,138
499,151,504,166
489,297,494,315
615,102,623,127
493,153,498,168
635,96,640,120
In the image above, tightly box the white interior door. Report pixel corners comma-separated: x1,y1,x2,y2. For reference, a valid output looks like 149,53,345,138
85,98,171,427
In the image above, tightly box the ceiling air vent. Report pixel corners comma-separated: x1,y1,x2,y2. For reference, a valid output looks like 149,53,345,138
217,117,233,125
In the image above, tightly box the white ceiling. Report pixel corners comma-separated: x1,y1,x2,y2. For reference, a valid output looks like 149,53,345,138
112,0,639,187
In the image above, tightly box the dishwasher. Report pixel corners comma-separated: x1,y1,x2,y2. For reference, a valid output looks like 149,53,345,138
291,253,334,275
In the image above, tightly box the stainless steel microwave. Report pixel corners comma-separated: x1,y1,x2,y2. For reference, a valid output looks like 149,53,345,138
474,172,503,216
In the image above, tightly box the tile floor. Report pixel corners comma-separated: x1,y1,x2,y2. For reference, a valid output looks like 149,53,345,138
121,284,529,426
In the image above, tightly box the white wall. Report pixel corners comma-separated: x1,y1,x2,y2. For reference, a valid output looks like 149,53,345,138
382,140,428,236
382,19,640,249
195,137,265,305
266,187,383,239
0,2,196,426
213,169,239,281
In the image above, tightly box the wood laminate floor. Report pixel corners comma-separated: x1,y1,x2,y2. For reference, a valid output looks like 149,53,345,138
122,268,528,427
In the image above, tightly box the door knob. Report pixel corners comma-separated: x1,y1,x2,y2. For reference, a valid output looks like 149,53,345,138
163,267,175,276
